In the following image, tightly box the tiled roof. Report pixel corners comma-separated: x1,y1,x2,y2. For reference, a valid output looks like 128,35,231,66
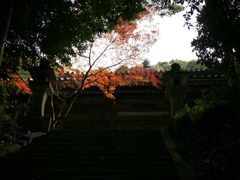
53,69,226,96
114,84,164,94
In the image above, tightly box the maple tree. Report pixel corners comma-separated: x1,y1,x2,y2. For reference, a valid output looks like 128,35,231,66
0,71,31,95
54,64,163,121
0,74,31,130
55,65,162,100
0,0,184,131
3,64,163,127
12,74,31,95
50,64,162,126
52,5,161,119
1,4,164,128
72,5,160,72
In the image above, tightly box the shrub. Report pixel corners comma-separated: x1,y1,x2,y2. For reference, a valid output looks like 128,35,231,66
0,81,16,131
174,81,240,127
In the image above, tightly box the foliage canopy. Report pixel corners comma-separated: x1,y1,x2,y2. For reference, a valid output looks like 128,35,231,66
0,0,184,76
0,0,147,72
150,59,206,71
188,0,240,78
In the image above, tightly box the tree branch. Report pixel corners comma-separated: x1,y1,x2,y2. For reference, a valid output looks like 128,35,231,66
0,0,14,65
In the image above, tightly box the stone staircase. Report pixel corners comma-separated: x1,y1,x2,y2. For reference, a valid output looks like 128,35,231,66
0,130,180,180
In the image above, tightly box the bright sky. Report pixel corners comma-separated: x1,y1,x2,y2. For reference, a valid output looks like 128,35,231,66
147,11,198,65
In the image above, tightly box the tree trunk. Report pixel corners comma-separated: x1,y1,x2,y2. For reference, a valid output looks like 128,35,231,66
0,0,14,65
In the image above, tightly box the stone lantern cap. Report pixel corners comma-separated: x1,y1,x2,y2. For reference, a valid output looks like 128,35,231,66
171,63,181,71
29,67,57,82
163,63,190,86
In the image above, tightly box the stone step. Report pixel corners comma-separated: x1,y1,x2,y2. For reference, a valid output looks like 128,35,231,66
0,166,178,177
16,146,168,154
32,137,164,144
8,151,170,158
36,136,164,141
0,162,175,170
27,143,166,150
0,130,181,179
105,156,172,163
0,169,111,178
1,155,172,164
0,156,105,163
34,131,162,136
46,130,162,135
32,139,165,145
2,174,180,180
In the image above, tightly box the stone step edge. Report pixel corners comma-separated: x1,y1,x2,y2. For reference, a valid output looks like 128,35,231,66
160,126,196,180
0,132,46,157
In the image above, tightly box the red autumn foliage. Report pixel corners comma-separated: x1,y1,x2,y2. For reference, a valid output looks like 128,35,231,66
15,80,31,94
57,66,162,99
8,5,161,98
0,74,31,95
73,5,159,71
115,18,138,39
5,65,162,101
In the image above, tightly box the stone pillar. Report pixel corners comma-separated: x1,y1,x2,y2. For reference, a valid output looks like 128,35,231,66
28,81,54,117
163,63,189,120
25,64,57,132
110,100,118,130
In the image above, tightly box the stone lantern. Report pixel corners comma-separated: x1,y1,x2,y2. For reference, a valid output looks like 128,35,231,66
163,63,190,120
25,61,57,132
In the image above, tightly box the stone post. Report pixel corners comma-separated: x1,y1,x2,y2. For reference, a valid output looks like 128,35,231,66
109,100,118,130
163,63,189,120
25,63,57,132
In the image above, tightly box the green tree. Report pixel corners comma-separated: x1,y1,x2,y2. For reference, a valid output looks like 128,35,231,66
0,0,147,73
150,59,206,71
150,61,171,71
0,0,184,76
142,59,151,68
169,59,188,69
189,0,240,78
0,82,16,131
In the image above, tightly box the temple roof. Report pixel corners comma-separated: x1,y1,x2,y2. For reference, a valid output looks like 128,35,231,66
53,69,227,97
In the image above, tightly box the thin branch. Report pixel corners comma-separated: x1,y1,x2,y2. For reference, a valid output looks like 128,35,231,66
90,34,120,68
0,0,14,65
55,58,127,120
88,44,93,66
78,54,89,59
55,23,146,121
